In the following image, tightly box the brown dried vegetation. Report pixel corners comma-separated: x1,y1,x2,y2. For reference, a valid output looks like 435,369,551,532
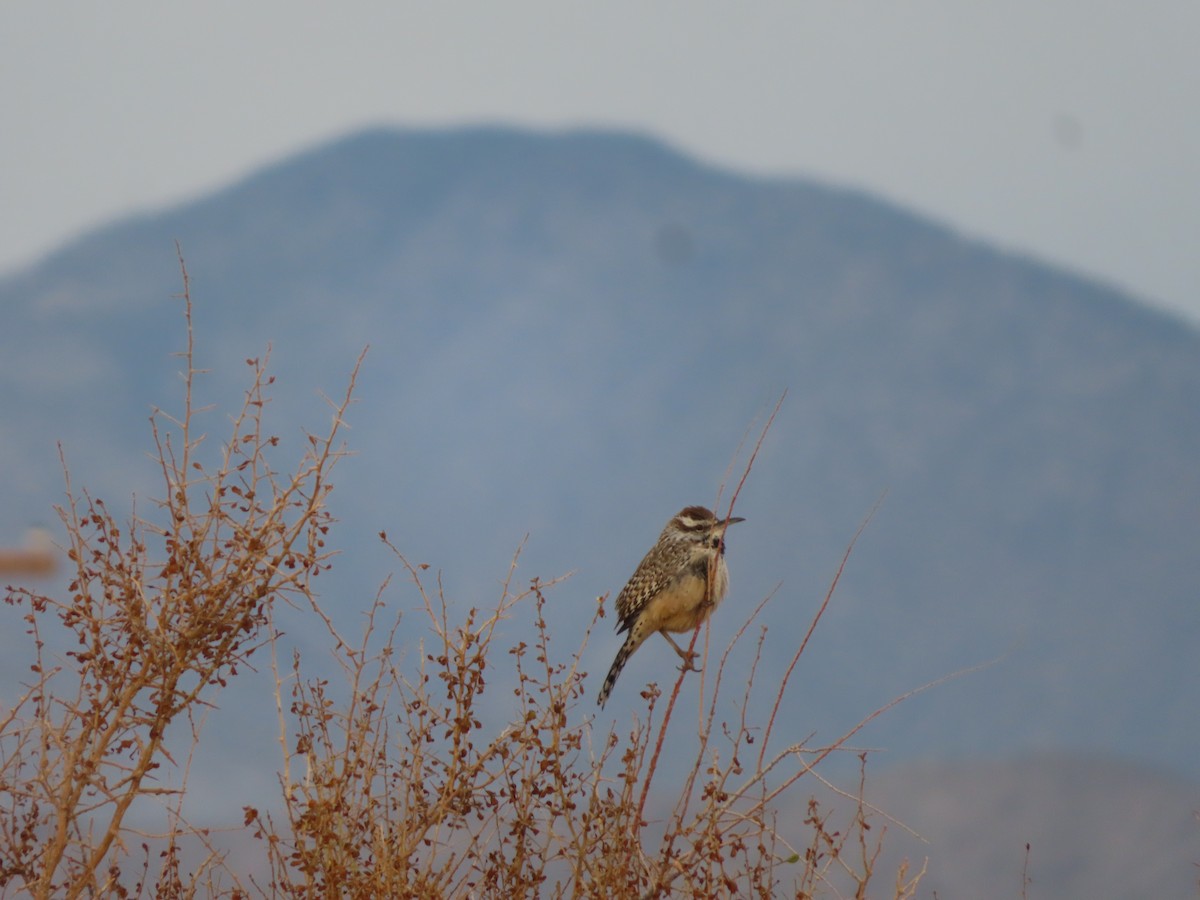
1,259,923,898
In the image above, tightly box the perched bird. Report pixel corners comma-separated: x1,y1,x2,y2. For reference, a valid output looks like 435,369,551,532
597,505,744,708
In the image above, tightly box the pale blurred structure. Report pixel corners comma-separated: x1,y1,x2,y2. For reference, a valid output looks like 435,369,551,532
0,527,57,577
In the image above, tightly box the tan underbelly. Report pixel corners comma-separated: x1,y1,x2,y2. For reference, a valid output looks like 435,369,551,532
646,572,714,633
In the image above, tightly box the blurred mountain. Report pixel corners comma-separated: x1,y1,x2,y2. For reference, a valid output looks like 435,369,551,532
2,125,1198,793
857,755,1200,899
768,754,1200,898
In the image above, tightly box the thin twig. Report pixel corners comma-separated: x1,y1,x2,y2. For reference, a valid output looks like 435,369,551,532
758,489,887,769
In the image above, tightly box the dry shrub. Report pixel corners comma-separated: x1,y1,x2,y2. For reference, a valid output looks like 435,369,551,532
249,542,927,899
1,255,358,899
2,258,923,898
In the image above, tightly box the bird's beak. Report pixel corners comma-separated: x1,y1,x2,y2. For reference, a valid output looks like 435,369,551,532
725,516,746,526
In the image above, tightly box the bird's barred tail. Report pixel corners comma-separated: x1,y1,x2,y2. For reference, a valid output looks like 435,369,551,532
597,636,637,708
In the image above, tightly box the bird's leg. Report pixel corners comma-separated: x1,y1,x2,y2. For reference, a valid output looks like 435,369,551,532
660,632,701,672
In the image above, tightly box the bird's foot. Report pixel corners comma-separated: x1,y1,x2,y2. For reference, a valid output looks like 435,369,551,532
662,634,701,672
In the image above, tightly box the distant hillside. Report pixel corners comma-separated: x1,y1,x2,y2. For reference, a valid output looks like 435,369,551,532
857,755,1200,899
2,125,1198,790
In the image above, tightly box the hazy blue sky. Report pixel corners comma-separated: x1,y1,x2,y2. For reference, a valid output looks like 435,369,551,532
2,2,1197,322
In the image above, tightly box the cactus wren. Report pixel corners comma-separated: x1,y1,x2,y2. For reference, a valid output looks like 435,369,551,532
597,505,745,708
